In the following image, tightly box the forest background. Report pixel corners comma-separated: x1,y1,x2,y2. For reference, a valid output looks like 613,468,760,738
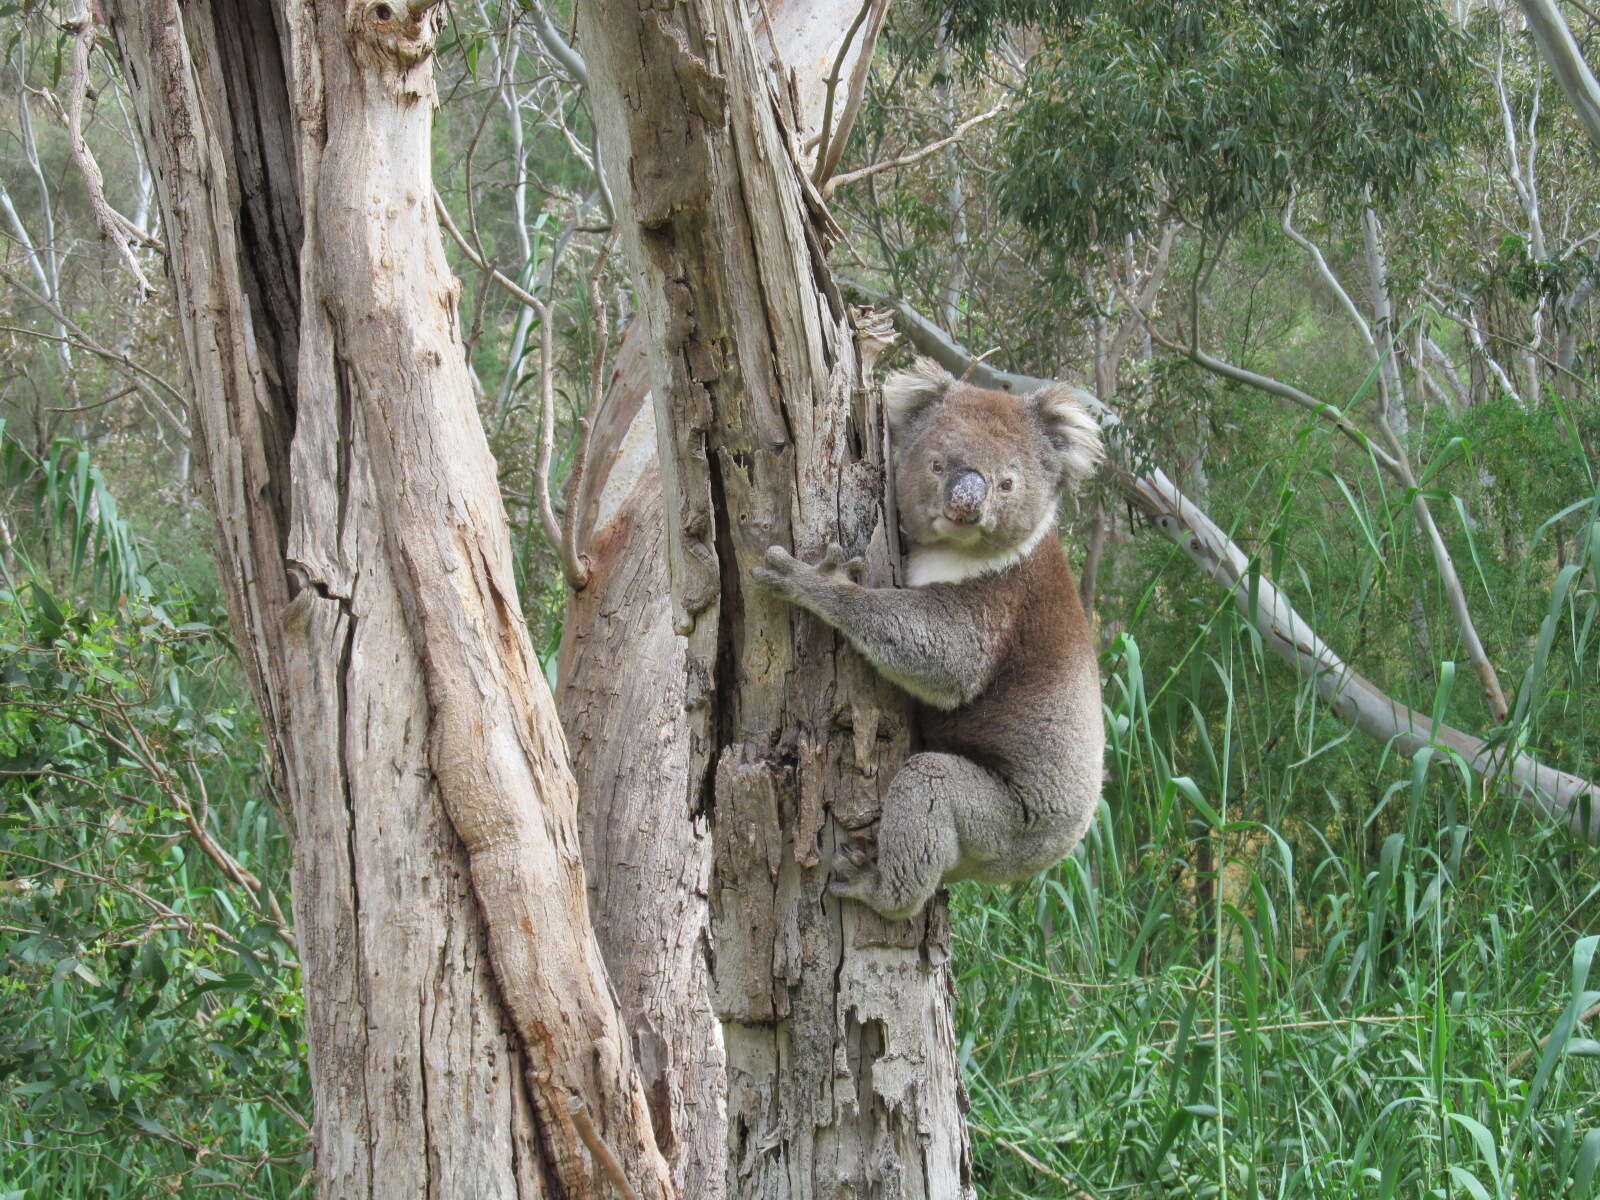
1,0,1598,1196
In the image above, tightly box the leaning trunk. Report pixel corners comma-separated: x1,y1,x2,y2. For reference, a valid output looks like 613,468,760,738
580,1,973,1195
106,2,669,1194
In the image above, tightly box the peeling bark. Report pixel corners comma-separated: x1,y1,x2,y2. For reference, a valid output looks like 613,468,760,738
106,1,669,1194
577,0,972,1195
555,4,897,1195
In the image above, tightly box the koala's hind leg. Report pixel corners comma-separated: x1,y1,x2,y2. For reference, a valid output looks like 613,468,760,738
828,751,1010,920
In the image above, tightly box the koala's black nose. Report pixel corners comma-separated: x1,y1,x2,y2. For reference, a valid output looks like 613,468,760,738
944,469,987,524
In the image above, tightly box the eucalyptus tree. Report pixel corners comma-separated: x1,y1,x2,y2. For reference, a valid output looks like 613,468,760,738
572,0,974,1193
102,3,671,1195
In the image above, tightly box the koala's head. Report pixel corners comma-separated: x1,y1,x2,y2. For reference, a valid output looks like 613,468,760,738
884,357,1103,553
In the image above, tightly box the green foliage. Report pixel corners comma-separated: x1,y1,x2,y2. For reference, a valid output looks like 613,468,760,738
0,422,150,606
929,0,1471,264
0,428,305,1197
949,365,1600,1193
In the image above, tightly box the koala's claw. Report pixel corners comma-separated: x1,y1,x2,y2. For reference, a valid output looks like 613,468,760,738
762,545,798,574
751,545,800,595
827,839,878,900
819,542,866,583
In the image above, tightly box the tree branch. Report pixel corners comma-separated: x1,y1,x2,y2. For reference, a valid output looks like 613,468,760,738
1138,320,1405,475
822,100,1011,199
435,194,592,590
812,0,890,184
60,3,156,295
1519,0,1600,154
0,269,187,436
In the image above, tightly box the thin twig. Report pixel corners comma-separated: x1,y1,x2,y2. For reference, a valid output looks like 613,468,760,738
435,193,545,310
822,100,1011,199
0,274,188,435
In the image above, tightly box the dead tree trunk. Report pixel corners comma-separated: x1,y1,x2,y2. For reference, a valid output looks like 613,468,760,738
579,1,973,1195
105,2,669,1195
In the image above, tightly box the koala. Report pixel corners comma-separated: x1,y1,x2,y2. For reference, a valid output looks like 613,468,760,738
752,357,1106,920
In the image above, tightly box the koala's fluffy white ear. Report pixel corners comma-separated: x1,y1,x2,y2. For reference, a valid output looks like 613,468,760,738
1031,384,1105,487
882,356,954,437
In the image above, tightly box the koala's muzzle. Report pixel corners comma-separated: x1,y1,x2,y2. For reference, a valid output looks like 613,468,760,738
944,469,988,524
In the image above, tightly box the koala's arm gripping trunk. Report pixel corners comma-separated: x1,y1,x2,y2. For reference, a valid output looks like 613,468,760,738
780,572,1005,711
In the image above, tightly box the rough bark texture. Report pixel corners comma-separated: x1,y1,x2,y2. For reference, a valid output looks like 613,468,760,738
555,6,893,1196
107,2,669,1195
578,2,973,1196
556,332,728,1198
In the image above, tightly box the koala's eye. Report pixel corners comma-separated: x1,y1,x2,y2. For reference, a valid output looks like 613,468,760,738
999,476,1016,493
930,459,944,475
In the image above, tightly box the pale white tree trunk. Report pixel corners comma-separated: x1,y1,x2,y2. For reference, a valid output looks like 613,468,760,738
105,2,671,1195
1520,0,1600,153
576,0,973,1195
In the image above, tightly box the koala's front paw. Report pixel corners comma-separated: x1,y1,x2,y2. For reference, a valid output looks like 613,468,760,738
751,544,808,602
816,542,866,583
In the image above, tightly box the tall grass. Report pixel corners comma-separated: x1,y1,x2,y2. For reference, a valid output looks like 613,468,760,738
956,460,1600,1197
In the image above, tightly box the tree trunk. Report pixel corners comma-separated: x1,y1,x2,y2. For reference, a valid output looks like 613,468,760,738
105,2,669,1195
555,5,899,1195
579,2,973,1196
556,332,727,1196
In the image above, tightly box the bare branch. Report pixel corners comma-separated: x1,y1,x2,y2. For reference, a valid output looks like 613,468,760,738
1105,222,1178,372
59,3,155,295
1281,195,1374,347
812,0,890,184
436,194,592,590
525,0,589,85
435,192,545,310
1138,320,1405,475
0,269,188,437
822,100,1012,199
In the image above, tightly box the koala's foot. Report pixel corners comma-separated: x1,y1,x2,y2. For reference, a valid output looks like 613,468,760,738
827,837,925,922
815,542,866,583
826,838,876,896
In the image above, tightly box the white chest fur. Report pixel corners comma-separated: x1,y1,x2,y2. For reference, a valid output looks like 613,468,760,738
904,513,1056,586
